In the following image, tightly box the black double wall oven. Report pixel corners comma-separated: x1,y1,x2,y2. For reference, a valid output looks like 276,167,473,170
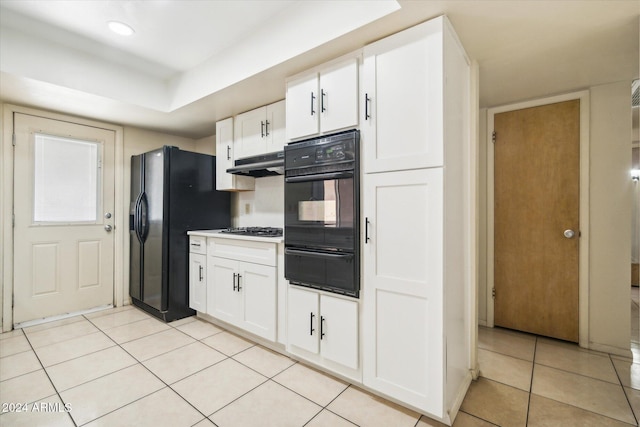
284,130,360,298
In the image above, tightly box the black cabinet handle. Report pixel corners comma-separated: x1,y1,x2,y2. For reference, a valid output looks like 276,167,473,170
310,92,316,116
310,312,315,335
199,265,203,282
261,121,265,138
365,93,371,120
233,273,237,291
265,120,270,137
237,274,242,291
227,145,231,160
365,217,371,243
321,89,326,112
320,316,325,340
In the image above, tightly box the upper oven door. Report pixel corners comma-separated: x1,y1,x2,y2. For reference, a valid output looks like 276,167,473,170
285,171,356,250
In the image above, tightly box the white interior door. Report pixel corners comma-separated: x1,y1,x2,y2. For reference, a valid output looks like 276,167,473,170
13,113,115,326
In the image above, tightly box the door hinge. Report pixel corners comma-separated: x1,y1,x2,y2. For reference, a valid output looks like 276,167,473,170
12,133,16,146
492,287,496,299
491,131,497,143
12,214,15,228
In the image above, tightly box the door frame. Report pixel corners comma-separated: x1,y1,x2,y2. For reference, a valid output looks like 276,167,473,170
486,91,590,347
1,104,125,332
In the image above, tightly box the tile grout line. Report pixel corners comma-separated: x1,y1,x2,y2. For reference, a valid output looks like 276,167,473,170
82,312,217,426
525,336,538,426
609,352,639,426
19,326,79,427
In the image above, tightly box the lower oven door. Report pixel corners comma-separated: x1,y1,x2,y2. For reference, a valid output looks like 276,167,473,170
285,247,358,297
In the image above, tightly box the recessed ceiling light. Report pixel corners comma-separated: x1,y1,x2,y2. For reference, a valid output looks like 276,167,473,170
108,21,135,36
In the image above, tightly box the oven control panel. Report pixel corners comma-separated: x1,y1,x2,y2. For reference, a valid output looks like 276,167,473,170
285,130,359,173
315,143,348,162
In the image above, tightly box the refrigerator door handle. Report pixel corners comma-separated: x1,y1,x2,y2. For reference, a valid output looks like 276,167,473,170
134,193,144,243
140,192,150,243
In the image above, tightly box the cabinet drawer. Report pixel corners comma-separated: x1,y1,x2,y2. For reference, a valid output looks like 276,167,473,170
208,238,277,266
189,236,207,254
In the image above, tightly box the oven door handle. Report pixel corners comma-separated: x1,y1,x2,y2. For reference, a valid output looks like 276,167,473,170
285,248,354,259
285,171,353,183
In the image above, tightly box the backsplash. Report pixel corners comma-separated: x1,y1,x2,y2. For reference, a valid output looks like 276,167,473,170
231,176,284,228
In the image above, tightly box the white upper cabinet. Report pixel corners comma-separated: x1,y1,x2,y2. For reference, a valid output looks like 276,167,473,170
361,18,444,173
286,56,359,141
215,117,254,191
234,100,286,159
286,73,319,141
319,58,359,134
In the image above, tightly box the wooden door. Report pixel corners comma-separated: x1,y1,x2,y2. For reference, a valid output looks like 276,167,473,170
494,100,580,342
13,113,115,326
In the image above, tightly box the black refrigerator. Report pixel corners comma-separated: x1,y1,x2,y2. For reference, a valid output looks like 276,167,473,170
130,146,230,322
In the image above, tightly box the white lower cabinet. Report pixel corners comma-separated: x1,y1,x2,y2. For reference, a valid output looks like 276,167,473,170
189,236,207,312
206,238,277,341
188,253,206,312
287,286,359,377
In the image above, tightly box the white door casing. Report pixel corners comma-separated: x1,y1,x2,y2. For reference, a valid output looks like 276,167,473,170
12,112,116,326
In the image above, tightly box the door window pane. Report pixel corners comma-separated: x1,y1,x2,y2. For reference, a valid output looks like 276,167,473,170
33,134,100,222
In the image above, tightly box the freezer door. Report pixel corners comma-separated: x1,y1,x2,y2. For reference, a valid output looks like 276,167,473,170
142,148,167,311
129,154,143,301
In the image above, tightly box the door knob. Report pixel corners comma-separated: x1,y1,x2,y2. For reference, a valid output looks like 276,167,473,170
104,212,112,219
104,225,113,232
563,229,575,239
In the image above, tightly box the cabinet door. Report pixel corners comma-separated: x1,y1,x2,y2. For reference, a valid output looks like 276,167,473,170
287,286,319,354
362,19,444,173
208,256,242,324
319,58,358,134
189,253,206,312
234,106,267,159
362,168,444,414
286,72,319,141
239,262,276,340
265,100,286,153
216,118,254,191
319,294,358,370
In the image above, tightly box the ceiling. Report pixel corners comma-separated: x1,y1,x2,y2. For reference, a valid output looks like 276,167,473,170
0,0,638,139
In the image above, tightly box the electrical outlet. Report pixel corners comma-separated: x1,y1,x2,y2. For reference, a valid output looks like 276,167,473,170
244,203,251,215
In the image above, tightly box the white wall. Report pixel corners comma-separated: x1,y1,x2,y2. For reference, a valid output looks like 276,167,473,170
588,81,632,352
233,176,285,228
194,134,215,156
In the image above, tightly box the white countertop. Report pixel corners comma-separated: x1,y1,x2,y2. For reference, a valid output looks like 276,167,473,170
187,229,284,244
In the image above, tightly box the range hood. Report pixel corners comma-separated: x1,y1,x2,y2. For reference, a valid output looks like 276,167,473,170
226,151,284,177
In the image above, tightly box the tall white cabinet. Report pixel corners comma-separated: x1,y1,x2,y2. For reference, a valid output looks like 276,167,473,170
361,16,471,424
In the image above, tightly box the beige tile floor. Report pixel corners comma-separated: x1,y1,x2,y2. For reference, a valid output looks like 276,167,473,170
0,289,637,427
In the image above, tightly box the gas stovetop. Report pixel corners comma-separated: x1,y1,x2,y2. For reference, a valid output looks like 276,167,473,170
220,227,283,237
